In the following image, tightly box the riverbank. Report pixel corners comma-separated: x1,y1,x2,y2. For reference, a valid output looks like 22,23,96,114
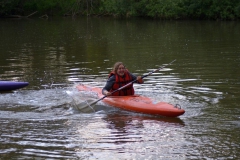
1,0,240,20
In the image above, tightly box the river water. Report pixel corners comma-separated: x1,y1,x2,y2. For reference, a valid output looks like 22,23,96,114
0,17,239,159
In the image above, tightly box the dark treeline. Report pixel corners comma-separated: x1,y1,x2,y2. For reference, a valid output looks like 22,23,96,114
1,0,240,20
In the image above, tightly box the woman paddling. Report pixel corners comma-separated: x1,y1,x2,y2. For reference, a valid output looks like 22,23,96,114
102,62,144,96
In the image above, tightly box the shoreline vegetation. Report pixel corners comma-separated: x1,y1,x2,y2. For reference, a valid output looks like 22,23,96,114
0,0,240,20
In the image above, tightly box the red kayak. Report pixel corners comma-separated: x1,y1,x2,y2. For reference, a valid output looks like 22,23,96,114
77,85,185,117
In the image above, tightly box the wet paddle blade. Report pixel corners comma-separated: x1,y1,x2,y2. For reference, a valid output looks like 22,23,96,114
66,91,96,113
75,100,97,113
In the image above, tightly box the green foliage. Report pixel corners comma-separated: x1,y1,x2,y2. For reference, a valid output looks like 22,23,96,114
0,0,21,16
23,0,77,16
182,0,240,20
143,0,183,19
235,2,240,17
99,0,137,17
0,0,239,20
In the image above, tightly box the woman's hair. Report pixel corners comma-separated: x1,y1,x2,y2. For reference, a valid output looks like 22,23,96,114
112,62,124,73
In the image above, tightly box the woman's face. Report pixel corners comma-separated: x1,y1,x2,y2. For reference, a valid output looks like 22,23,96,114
117,64,125,76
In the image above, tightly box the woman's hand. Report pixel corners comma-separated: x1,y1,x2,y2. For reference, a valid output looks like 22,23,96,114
137,76,143,84
104,91,112,96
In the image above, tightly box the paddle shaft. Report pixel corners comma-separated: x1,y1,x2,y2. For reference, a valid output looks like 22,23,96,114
87,59,176,107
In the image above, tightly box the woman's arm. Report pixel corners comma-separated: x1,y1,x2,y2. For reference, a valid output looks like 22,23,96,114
102,75,115,95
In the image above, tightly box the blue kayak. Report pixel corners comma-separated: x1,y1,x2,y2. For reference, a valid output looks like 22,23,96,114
0,81,29,91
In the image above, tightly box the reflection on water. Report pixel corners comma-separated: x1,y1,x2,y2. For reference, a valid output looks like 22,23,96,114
69,112,186,159
0,18,240,159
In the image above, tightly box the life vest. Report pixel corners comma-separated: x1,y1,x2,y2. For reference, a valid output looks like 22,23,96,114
109,70,134,96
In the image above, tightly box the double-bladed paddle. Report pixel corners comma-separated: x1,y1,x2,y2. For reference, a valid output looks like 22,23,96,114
76,59,176,112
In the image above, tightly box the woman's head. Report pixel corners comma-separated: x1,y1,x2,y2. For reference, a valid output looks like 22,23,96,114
112,62,125,76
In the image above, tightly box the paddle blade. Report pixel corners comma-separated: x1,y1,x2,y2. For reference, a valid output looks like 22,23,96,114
74,99,97,113
66,90,97,113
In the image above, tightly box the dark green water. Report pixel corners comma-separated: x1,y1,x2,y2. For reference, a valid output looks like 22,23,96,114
0,17,239,159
